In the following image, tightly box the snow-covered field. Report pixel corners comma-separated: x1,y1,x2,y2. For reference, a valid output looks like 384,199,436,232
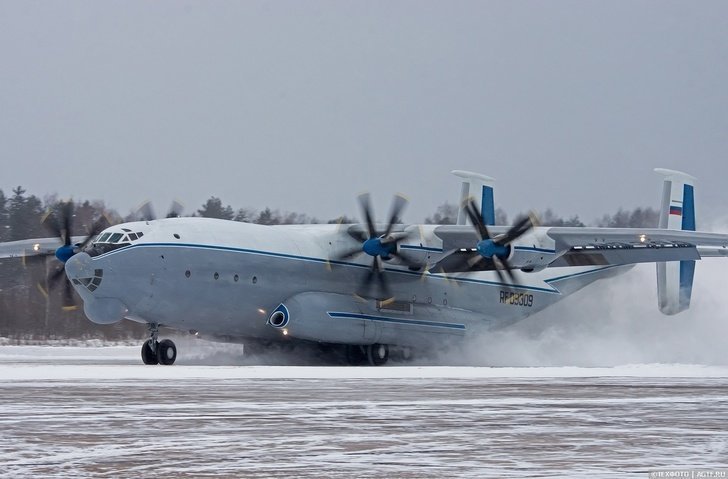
1,345,727,478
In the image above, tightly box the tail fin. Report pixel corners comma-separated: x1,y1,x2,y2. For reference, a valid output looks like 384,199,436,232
451,170,496,226
654,168,697,315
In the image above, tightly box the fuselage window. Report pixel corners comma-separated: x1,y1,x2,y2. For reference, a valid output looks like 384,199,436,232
108,233,123,243
128,233,138,241
136,232,144,238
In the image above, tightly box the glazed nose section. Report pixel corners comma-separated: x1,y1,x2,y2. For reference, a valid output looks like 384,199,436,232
64,252,93,279
64,252,104,292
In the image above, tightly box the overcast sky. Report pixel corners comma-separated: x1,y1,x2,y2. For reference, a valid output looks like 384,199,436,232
1,1,727,225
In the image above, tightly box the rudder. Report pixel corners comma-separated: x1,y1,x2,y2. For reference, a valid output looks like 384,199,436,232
654,168,697,315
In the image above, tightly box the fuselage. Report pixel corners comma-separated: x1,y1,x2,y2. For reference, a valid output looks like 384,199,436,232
63,217,629,347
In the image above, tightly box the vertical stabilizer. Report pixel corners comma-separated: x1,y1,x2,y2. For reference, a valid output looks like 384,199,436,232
451,170,496,226
654,168,697,315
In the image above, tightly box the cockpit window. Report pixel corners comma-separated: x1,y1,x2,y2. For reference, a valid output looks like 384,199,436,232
85,229,141,257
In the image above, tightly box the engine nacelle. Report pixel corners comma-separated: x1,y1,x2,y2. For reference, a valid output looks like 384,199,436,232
267,292,473,347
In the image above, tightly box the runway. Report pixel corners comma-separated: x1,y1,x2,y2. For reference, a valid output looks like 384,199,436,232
1,345,727,478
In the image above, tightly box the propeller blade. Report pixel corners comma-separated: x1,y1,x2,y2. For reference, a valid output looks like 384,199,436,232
359,262,376,297
78,216,111,250
356,257,392,300
492,256,521,288
47,265,66,290
383,194,408,238
390,250,421,270
379,231,410,245
467,253,486,269
41,209,63,240
22,253,47,269
490,257,509,285
357,193,377,239
464,199,491,241
166,200,185,218
373,257,392,300
497,213,535,245
136,201,156,222
60,201,74,246
346,226,368,244
62,280,77,311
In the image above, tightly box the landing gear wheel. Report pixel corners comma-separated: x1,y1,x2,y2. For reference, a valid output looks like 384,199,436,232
141,341,158,365
157,339,177,366
367,343,389,366
345,345,367,366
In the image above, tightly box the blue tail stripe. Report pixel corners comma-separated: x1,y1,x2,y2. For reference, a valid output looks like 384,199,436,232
681,184,695,231
481,185,495,226
679,260,695,306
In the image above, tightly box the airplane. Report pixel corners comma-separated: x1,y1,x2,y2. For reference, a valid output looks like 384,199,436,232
1,168,726,366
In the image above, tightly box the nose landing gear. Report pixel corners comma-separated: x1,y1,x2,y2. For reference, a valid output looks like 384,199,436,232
140,323,177,366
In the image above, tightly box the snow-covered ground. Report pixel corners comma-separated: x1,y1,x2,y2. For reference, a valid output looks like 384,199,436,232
1,345,727,478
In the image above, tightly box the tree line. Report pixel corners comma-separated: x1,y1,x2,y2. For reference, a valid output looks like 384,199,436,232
1,186,659,340
424,202,659,228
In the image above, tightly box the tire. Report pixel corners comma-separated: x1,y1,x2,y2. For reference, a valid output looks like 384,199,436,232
367,343,389,366
141,341,158,365
157,339,177,366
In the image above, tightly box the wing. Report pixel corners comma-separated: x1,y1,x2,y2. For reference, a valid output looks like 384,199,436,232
433,225,728,272
546,227,728,267
0,236,87,260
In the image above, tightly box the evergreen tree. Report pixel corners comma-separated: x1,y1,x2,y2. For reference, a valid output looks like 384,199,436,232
536,208,585,227
425,202,457,225
597,207,658,228
0,189,7,241
234,207,256,223
256,207,280,225
197,197,234,220
8,187,45,240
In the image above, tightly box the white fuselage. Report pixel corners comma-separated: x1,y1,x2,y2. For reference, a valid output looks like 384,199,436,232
63,217,628,347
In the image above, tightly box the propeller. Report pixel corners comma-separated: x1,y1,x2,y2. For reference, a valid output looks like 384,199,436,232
437,198,537,286
34,201,111,310
133,200,185,221
331,194,421,300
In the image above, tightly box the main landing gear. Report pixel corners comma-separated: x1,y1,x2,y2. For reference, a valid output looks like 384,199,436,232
346,343,389,366
141,323,177,366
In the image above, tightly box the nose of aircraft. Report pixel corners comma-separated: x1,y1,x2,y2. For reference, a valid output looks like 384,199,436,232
64,252,94,284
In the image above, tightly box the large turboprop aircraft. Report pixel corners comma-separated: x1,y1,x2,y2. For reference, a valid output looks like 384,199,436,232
1,169,727,365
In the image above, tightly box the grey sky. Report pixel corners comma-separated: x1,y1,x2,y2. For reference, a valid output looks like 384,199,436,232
1,1,727,225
